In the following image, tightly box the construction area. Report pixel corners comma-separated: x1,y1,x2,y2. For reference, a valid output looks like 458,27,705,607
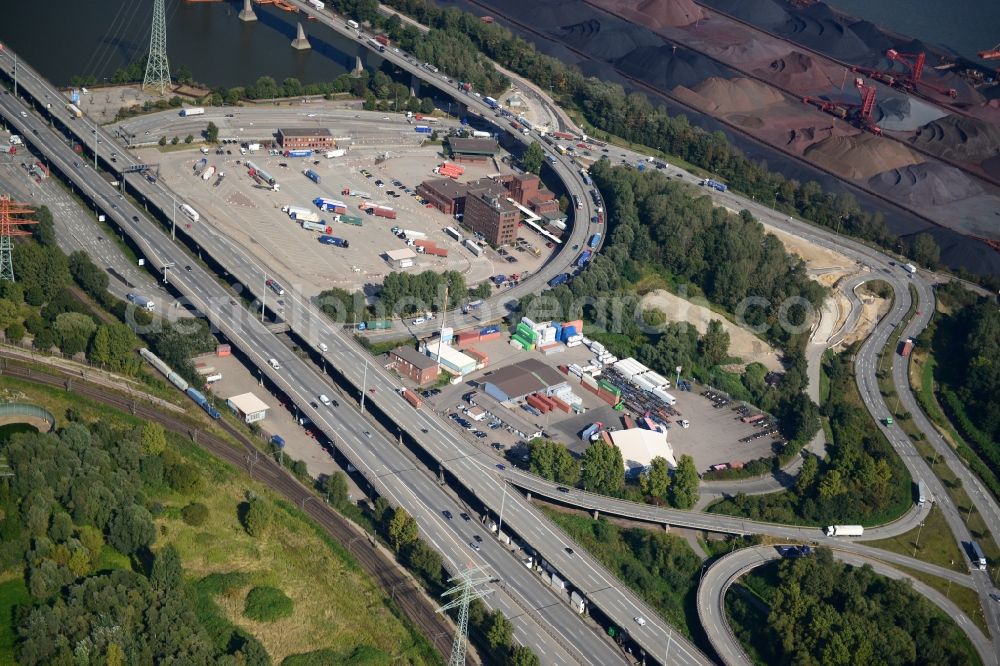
461,0,1000,270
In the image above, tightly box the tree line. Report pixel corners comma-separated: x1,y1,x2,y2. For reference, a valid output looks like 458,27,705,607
319,269,471,322
732,547,979,665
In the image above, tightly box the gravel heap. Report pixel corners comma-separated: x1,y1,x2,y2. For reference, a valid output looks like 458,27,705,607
589,0,708,29
616,44,731,89
909,115,1000,168
804,132,923,180
868,162,983,207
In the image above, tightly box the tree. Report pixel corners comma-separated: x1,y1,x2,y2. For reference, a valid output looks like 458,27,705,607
669,454,699,509
140,422,167,455
640,457,671,501
322,471,349,506
6,321,25,343
171,136,179,145
89,323,138,374
485,609,513,653
158,136,167,146
580,442,624,495
403,540,443,585
31,206,57,247
184,134,194,144
107,503,156,555
387,507,418,552
506,645,540,666
244,499,274,537
699,319,730,367
521,142,544,175
180,502,209,526
151,544,182,589
0,298,18,329
419,97,435,114
204,121,219,143
910,233,940,268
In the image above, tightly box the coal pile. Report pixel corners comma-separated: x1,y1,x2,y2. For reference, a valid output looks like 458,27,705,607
909,115,1000,168
616,45,731,89
804,132,923,180
707,0,790,29
776,4,871,60
554,18,664,61
589,0,708,29
868,162,983,207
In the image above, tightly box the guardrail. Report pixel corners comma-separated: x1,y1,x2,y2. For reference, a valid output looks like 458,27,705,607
0,402,55,432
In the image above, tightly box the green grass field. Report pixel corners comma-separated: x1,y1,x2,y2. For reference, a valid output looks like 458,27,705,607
865,505,966,572
0,578,30,666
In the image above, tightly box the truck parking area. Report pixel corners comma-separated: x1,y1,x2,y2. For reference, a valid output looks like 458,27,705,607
137,125,554,299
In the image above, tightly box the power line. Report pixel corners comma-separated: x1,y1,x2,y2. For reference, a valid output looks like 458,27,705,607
142,0,170,93
436,566,496,666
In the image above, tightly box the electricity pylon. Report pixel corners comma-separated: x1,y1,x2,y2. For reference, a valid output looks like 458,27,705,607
436,566,495,666
143,0,171,94
0,196,37,282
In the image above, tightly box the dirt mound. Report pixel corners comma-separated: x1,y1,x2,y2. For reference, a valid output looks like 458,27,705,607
731,114,766,129
868,162,983,207
804,132,923,180
778,5,870,60
692,77,785,113
714,38,789,66
909,115,1000,164
556,18,663,60
590,0,708,28
617,45,730,88
708,0,790,28
672,85,718,112
785,125,841,153
755,51,838,92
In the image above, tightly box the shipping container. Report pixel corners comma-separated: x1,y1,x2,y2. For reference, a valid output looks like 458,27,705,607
414,126,432,134
401,389,422,409
179,107,204,117
180,204,200,223
318,235,349,247
464,239,483,256
340,215,364,226
303,169,321,183
547,273,570,288
216,344,232,357
588,233,602,248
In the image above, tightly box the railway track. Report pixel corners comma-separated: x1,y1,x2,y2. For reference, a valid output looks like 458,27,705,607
0,359,456,661
459,0,995,239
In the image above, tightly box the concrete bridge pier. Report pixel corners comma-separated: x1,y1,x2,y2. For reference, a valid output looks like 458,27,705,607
291,22,311,50
525,491,531,501
410,73,421,98
592,509,599,520
663,523,671,532
238,0,257,22
352,55,365,76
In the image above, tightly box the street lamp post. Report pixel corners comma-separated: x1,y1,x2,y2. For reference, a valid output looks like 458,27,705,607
360,357,369,413
496,481,507,539
912,522,925,558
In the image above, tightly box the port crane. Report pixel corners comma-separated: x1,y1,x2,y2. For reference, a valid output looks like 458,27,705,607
978,43,1000,60
802,77,882,136
852,49,957,99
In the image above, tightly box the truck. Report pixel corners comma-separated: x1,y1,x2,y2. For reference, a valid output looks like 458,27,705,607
357,320,392,331
367,38,386,53
307,0,324,9
291,210,321,223
180,204,200,222
313,198,347,214
701,178,728,192
548,273,570,288
462,300,483,314
301,221,334,234
371,206,396,219
347,19,359,29
471,130,492,138
324,149,346,159
318,235,349,248
179,107,205,117
342,188,372,198
266,279,285,296
401,388,422,409
127,293,155,311
246,143,261,153
66,103,83,118
464,239,483,257
899,338,914,357
201,165,216,181
375,34,390,47
246,161,278,190
445,226,463,241
968,541,987,570
340,215,363,226
401,229,426,240
918,480,930,506
824,525,864,537
284,149,313,158
303,169,321,184
414,125,432,134
282,205,312,218
903,263,917,274
576,250,592,267
483,96,499,109
588,233,602,248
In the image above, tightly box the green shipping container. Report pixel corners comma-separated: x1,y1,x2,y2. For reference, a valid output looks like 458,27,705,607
365,320,392,330
341,215,363,226
598,380,621,396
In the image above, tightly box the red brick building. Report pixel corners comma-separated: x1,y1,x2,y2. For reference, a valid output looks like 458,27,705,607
464,190,519,246
388,346,440,386
277,128,335,150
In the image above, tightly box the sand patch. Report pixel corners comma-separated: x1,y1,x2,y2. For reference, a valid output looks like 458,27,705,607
839,292,890,348
804,132,924,181
641,289,783,371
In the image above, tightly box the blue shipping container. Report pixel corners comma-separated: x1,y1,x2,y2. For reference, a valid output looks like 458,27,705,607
286,149,313,158
480,325,501,335
561,325,578,342
415,125,432,133
576,251,592,267
588,233,602,248
305,169,320,183
548,273,570,288
319,235,349,247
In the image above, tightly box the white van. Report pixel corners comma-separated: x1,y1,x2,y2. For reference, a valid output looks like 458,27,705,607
319,394,332,406
269,358,281,370
318,342,328,353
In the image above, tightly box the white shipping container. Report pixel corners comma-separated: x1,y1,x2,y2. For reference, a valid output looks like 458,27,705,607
652,388,677,406
566,340,583,348
570,591,586,614
521,317,538,330
464,239,483,256
325,149,346,158
550,573,565,590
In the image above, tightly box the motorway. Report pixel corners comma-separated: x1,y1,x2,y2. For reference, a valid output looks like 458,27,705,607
0,50,711,666
697,545,996,666
5,5,1000,661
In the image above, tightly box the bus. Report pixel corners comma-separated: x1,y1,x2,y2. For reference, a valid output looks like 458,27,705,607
483,96,499,110
347,19,359,29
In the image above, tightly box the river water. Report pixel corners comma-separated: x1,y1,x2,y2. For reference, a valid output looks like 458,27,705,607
0,0,354,88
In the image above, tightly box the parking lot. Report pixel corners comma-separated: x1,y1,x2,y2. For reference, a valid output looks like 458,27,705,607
136,130,555,301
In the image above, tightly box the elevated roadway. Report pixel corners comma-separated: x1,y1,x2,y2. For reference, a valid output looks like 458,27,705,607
697,545,997,666
0,50,709,666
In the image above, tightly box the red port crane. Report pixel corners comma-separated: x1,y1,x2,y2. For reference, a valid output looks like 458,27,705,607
979,43,1000,60
852,50,957,99
802,77,882,135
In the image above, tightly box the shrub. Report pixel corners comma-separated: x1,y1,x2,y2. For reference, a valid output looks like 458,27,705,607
181,502,209,527
243,585,293,622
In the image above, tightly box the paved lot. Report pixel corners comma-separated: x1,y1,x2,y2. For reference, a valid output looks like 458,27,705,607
136,137,554,302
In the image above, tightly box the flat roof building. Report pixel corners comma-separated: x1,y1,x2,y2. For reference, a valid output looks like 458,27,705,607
482,358,568,403
388,346,440,386
425,339,478,376
471,390,543,440
277,128,335,150
226,392,269,424
608,428,676,478
416,178,470,216
448,137,500,163
464,190,519,246
385,248,417,269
